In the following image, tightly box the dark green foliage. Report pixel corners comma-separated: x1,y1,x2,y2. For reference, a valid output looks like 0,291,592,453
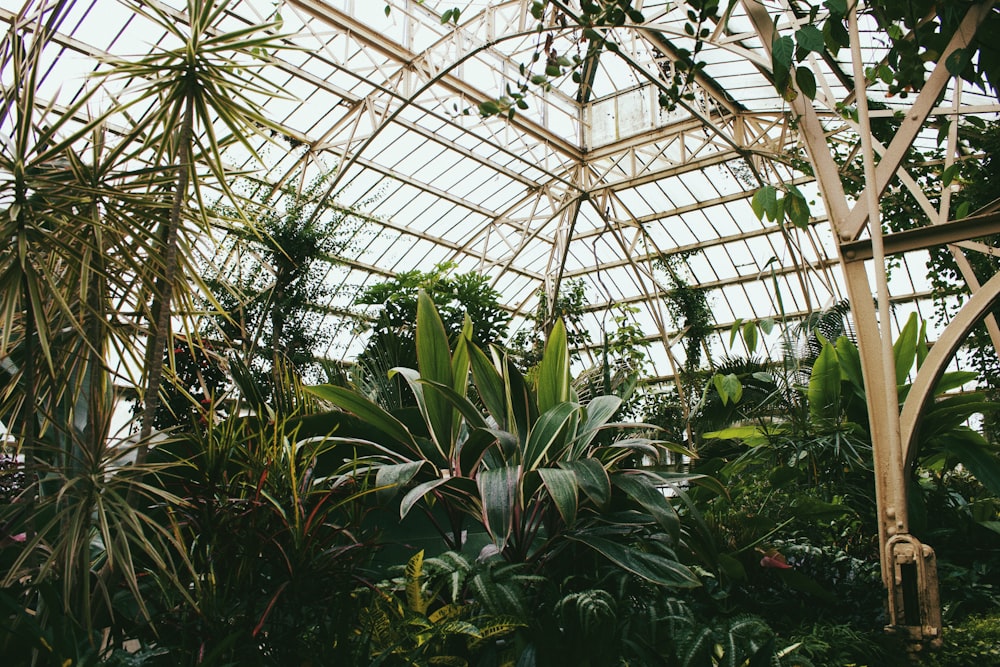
509,278,591,370
134,397,374,665
355,262,510,409
207,173,358,385
149,338,229,430
921,612,1000,667
869,0,1000,98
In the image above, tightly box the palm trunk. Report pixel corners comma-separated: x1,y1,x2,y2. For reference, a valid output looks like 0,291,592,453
136,94,195,460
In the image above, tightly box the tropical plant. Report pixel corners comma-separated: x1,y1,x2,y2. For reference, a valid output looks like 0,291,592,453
132,367,374,664
309,291,719,589
0,2,301,661
101,0,292,450
357,549,525,666
0,5,193,658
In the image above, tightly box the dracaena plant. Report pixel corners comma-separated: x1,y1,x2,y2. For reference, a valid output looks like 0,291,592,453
308,290,721,587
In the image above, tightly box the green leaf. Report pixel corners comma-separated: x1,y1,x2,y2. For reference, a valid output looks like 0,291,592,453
536,319,570,413
571,395,623,455
771,35,795,85
614,473,679,537
523,402,578,470
945,47,971,76
568,534,700,587
539,467,579,526
479,466,520,551
893,312,918,385
306,384,418,451
751,186,777,221
795,25,825,54
795,65,817,99
835,336,863,391
400,477,453,518
559,459,611,506
944,434,1000,496
941,163,960,187
729,318,744,348
742,320,757,352
922,396,996,441
376,461,425,504
808,341,840,421
478,100,501,116
824,0,847,17
469,344,507,428
713,373,743,406
933,371,978,395
784,188,810,228
417,290,454,450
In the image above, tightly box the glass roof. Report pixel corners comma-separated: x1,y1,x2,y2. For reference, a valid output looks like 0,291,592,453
3,0,998,382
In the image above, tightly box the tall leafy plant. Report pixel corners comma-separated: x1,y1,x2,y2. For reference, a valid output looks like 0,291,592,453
102,0,291,450
309,291,717,587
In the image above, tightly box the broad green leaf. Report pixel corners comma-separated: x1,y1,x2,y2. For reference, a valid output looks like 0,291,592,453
458,428,501,475
393,368,449,467
808,341,840,421
893,312,919,385
478,466,520,551
835,336,863,391
306,384,417,450
469,343,506,429
941,163,961,187
784,187,810,228
538,467,578,526
559,458,611,506
614,473,679,537
824,0,847,16
795,24,824,53
922,395,996,440
568,534,700,588
713,373,743,406
375,461,425,504
523,402,578,470
742,320,757,352
917,318,930,368
417,378,488,430
945,47,971,76
504,356,535,444
416,290,453,449
536,318,570,413
729,318,744,348
943,432,1000,497
795,65,817,99
703,424,774,446
452,319,472,398
933,371,978,395
400,477,456,518
771,35,795,87
571,395,623,455
751,186,777,221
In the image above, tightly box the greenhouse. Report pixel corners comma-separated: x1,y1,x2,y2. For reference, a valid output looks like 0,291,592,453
1,0,999,664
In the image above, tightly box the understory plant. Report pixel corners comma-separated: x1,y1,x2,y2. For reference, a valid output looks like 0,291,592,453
129,369,375,665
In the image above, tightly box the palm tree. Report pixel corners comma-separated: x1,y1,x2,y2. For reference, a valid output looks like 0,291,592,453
101,0,292,453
